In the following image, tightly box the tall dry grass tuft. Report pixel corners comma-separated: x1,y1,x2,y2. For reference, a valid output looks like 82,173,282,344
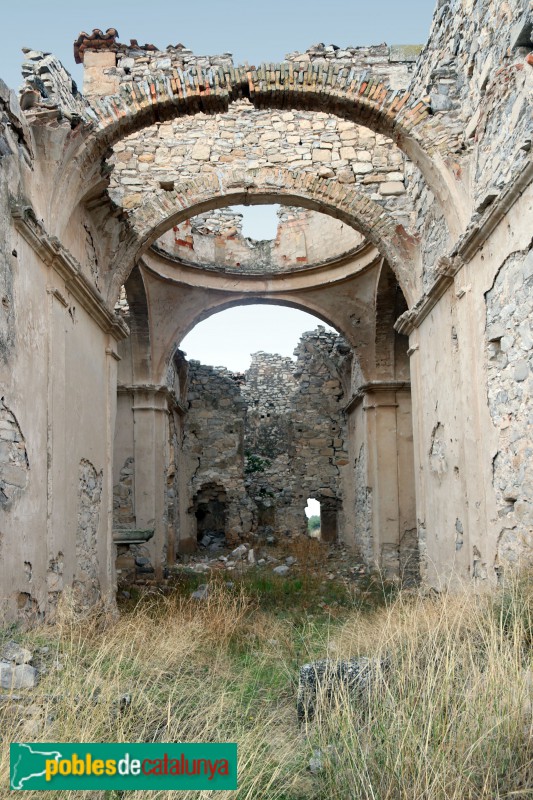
310,574,533,799
0,572,531,799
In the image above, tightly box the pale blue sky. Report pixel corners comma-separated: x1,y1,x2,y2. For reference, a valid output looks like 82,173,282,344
1,1,436,371
1,0,434,91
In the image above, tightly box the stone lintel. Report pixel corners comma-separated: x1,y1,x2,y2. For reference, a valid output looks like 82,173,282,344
12,204,129,342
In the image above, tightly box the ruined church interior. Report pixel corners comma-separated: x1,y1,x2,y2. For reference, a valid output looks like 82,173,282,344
0,0,532,621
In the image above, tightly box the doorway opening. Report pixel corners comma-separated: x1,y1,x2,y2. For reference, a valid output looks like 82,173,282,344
193,483,228,550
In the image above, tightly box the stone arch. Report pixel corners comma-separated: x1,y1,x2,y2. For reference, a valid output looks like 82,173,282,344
79,64,466,237
160,296,356,386
109,167,420,306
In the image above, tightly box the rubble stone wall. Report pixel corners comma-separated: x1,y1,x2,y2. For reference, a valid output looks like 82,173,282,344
410,0,532,208
486,246,533,568
109,101,412,226
181,361,251,545
179,328,351,543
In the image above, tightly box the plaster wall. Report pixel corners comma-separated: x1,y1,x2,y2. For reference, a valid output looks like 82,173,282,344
0,223,119,620
410,182,533,586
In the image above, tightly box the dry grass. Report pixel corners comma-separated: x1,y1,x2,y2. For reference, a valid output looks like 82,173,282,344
0,573,531,799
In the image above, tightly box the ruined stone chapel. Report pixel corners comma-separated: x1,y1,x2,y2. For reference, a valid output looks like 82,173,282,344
0,0,532,619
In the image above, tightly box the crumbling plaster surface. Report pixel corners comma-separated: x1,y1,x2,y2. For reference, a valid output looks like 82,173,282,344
155,206,364,273
0,78,123,621
408,182,533,586
0,400,29,508
74,458,103,607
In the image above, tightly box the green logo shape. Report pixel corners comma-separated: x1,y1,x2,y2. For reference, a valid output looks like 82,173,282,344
10,742,238,790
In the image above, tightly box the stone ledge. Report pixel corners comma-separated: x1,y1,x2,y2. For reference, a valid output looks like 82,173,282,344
112,528,154,545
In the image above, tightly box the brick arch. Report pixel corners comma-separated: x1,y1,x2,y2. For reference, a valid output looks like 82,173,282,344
109,166,420,307
82,64,467,237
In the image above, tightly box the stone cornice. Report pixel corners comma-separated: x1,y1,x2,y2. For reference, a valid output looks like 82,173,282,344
394,256,463,336
343,380,411,413
452,158,533,265
117,383,187,415
149,239,377,279
11,203,129,341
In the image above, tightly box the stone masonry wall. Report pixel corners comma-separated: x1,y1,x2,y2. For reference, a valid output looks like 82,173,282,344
486,246,533,569
180,328,351,543
105,41,423,225
18,49,89,119
241,352,300,536
182,362,252,544
410,0,532,209
109,100,412,226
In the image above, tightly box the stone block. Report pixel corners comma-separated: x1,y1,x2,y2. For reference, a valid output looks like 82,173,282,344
389,44,423,63
487,324,506,342
122,194,143,208
523,249,533,282
312,149,332,163
0,464,27,488
380,181,405,196
352,162,373,174
510,18,533,49
191,144,212,161
340,146,356,160
0,662,38,689
0,641,32,664
83,51,116,68
514,361,530,382
297,657,386,722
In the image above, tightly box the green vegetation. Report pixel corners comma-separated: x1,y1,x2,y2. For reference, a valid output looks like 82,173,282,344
244,451,271,475
307,515,320,534
0,571,531,799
